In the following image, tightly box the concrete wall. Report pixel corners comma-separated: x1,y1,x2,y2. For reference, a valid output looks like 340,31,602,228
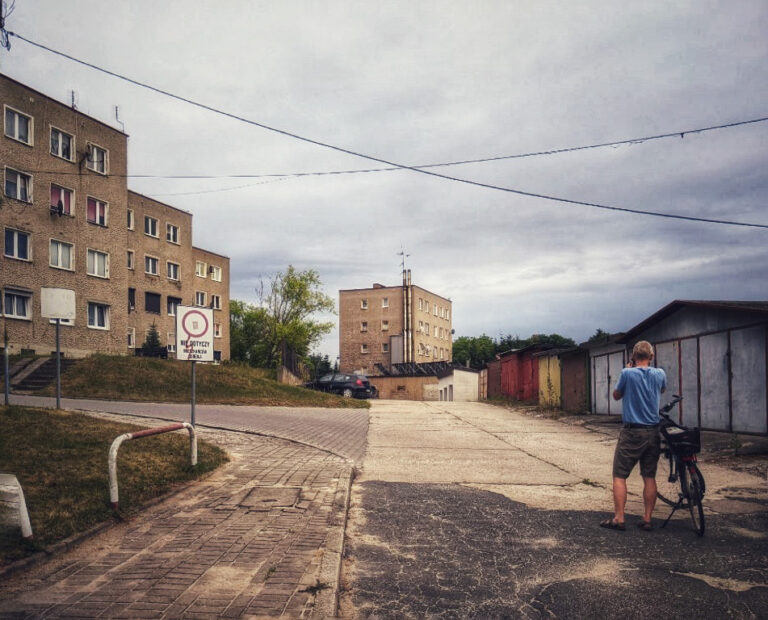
370,375,439,401
438,368,479,402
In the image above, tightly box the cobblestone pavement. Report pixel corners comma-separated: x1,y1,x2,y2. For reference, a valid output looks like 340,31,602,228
0,407,367,619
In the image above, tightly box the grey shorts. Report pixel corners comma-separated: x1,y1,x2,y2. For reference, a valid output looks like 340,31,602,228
612,428,661,479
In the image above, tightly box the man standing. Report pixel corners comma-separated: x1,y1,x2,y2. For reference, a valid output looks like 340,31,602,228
600,340,666,531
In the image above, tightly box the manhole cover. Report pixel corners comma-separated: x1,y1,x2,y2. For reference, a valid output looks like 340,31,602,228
239,487,301,508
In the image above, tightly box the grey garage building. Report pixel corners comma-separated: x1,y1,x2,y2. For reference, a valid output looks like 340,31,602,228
618,300,768,434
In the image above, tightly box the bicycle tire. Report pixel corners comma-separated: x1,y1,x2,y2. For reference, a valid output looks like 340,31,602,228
656,452,683,507
685,464,705,536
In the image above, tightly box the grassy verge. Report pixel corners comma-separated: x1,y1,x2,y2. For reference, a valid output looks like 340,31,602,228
40,355,368,408
0,406,228,566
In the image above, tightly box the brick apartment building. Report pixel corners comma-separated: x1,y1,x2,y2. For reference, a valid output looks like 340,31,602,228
0,73,230,360
339,270,452,374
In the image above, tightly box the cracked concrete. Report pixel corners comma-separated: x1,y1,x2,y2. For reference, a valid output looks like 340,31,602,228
343,400,768,619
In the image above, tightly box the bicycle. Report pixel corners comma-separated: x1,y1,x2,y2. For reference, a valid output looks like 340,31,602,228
656,395,706,536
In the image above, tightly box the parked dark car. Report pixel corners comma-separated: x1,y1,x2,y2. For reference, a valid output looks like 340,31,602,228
305,373,377,399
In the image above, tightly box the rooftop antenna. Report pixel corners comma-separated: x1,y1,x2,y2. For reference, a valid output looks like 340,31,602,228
398,245,410,272
114,105,124,132
70,90,77,110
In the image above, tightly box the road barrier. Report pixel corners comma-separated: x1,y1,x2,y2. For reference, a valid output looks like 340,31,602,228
108,423,197,510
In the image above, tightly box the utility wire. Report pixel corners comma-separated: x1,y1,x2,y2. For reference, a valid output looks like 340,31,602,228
7,31,768,230
28,109,768,180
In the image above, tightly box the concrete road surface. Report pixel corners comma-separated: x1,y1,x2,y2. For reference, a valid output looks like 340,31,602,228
343,400,768,619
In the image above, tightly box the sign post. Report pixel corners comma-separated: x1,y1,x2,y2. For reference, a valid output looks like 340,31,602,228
175,306,214,426
40,288,76,410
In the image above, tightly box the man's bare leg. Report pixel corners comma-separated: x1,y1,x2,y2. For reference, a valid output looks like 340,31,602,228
612,476,628,524
642,476,657,523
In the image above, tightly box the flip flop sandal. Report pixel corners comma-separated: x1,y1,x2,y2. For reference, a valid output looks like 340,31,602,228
637,521,654,531
599,519,625,531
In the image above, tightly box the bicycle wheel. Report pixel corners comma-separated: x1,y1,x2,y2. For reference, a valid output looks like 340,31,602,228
685,464,705,537
656,452,682,507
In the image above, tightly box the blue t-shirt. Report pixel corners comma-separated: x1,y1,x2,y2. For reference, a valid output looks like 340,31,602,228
615,366,667,425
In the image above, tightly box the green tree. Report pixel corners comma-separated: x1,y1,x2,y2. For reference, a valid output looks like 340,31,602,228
230,266,335,368
142,322,162,350
588,328,611,343
452,334,496,369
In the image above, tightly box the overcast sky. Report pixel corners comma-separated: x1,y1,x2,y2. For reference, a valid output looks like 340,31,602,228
3,1,767,357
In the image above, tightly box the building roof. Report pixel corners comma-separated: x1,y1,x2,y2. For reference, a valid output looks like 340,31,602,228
619,300,768,342
1,72,129,137
496,343,558,358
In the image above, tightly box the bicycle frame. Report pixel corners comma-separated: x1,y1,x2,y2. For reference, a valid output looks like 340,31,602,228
657,395,706,536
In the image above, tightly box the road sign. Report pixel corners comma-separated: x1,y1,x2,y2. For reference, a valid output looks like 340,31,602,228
40,288,76,319
176,306,214,362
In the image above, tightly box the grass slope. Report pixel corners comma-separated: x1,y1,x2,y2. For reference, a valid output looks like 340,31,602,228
41,355,368,408
0,406,228,565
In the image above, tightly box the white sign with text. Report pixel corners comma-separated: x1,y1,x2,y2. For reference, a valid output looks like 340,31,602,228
176,306,214,362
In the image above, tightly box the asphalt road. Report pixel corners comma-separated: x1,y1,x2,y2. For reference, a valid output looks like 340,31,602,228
343,401,768,619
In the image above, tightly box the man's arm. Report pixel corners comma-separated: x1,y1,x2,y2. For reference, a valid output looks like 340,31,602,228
613,389,623,401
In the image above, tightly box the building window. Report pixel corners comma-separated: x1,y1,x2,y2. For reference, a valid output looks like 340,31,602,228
50,184,73,216
87,249,109,278
381,320,389,331
50,127,73,160
360,344,369,354
211,294,222,310
86,143,107,174
128,288,136,312
4,228,30,261
145,292,161,314
4,107,32,145
87,302,110,329
144,255,159,275
144,216,158,237
127,250,135,270
127,209,134,230
195,291,206,306
425,322,430,335
446,309,450,321
418,298,423,311
210,265,222,282
86,197,108,226
434,303,438,315
382,297,389,308
195,261,207,278
166,223,179,244
382,342,389,353
167,261,180,280
214,323,222,338
433,347,438,359
167,333,176,353
2,288,32,320
49,239,73,270
127,327,136,348
360,299,368,309
4,168,32,202
434,325,438,337
360,321,368,332
419,320,424,333
167,296,181,316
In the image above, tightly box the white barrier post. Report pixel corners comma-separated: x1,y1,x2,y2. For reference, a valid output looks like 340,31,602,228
0,473,33,539
108,423,197,510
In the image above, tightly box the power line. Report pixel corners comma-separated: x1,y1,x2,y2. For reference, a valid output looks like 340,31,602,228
7,31,768,230
28,110,768,181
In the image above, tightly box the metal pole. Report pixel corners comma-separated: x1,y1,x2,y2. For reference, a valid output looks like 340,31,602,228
191,360,196,426
55,319,61,410
4,325,9,406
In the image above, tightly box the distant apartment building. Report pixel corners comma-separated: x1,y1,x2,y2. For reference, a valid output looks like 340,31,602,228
0,73,230,360
339,270,452,374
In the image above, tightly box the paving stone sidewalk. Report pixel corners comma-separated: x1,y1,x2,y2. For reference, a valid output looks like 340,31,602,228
0,413,360,619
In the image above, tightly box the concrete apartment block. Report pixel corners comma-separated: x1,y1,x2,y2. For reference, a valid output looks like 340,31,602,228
0,73,230,360
339,273,452,374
